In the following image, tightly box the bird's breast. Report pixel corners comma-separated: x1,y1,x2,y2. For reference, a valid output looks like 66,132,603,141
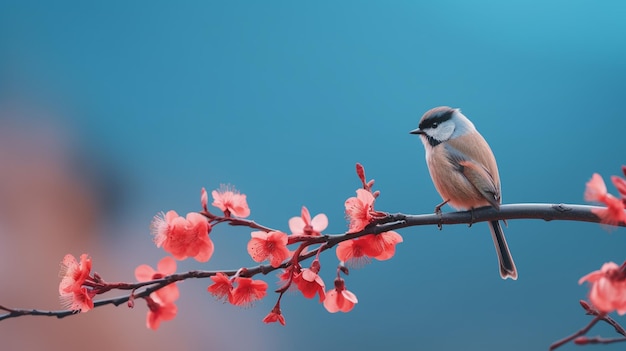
426,143,493,210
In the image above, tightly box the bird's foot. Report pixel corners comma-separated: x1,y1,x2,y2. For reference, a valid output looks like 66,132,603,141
434,200,449,230
468,208,475,228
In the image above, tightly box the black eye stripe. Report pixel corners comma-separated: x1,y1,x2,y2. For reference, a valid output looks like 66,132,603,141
419,109,454,130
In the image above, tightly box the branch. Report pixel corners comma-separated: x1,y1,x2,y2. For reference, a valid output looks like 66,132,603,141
382,203,613,231
575,336,626,346
0,202,619,322
550,300,626,350
549,315,603,350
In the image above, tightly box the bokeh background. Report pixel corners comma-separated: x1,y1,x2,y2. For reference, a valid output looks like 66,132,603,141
0,1,625,350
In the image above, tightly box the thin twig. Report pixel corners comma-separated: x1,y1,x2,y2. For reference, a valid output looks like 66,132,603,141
550,300,626,349
580,336,626,345
550,315,602,350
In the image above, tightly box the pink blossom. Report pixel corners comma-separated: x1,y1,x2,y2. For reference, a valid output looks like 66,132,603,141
345,189,376,232
211,186,250,218
146,294,177,330
58,254,95,312
247,231,291,268
135,256,179,303
579,262,626,314
229,277,268,307
336,231,403,267
336,235,378,267
369,231,403,261
263,305,286,326
288,206,328,236
59,254,92,295
323,278,358,313
207,272,233,303
584,173,626,226
294,260,325,302
60,287,95,312
151,210,214,262
209,273,267,308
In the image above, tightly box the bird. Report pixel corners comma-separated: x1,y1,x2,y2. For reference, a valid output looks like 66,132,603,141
409,106,517,280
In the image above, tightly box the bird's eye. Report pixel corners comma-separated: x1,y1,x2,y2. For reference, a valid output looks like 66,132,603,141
431,122,438,129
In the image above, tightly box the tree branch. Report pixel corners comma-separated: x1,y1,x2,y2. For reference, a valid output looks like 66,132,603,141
549,315,603,350
379,203,609,232
550,300,626,349
1,202,620,322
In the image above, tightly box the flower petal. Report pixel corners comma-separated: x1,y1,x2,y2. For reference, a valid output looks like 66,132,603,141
135,265,156,282
585,173,607,202
311,213,328,232
157,256,177,275
289,217,306,235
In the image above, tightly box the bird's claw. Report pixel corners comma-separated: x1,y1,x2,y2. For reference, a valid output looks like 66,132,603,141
434,200,449,231
468,208,475,228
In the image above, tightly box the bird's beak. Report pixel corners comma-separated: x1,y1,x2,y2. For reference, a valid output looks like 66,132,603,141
409,128,423,135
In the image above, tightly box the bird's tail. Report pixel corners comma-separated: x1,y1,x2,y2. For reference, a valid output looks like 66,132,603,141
488,220,518,280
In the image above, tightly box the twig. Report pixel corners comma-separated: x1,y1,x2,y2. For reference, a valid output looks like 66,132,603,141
550,300,626,350
549,315,602,350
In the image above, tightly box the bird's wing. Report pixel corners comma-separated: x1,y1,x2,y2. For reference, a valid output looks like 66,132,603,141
444,144,500,209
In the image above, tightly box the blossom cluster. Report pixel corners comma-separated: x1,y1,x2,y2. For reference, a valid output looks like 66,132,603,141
579,167,626,316
51,161,626,347
58,164,403,329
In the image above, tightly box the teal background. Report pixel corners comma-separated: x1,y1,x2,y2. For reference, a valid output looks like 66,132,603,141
1,1,625,350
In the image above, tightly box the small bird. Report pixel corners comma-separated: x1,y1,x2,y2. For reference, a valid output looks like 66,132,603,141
410,106,517,280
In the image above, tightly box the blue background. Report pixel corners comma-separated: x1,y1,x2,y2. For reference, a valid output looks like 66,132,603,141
0,1,625,350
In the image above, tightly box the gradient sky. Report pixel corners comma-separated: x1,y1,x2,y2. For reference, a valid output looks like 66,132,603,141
1,1,625,350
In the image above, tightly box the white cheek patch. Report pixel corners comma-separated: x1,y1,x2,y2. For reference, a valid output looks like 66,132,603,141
427,120,455,141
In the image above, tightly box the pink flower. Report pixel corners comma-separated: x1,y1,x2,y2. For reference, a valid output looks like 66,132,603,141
336,235,379,267
212,185,250,218
323,278,358,313
151,210,214,262
135,256,179,303
336,231,403,266
369,231,403,261
289,206,328,236
247,231,291,268
584,173,626,226
136,257,181,330
146,294,177,330
345,189,376,232
60,287,95,312
229,277,268,307
59,254,92,295
58,254,95,312
207,272,233,303
294,260,325,302
200,187,209,211
585,173,608,202
263,305,286,326
579,262,626,314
